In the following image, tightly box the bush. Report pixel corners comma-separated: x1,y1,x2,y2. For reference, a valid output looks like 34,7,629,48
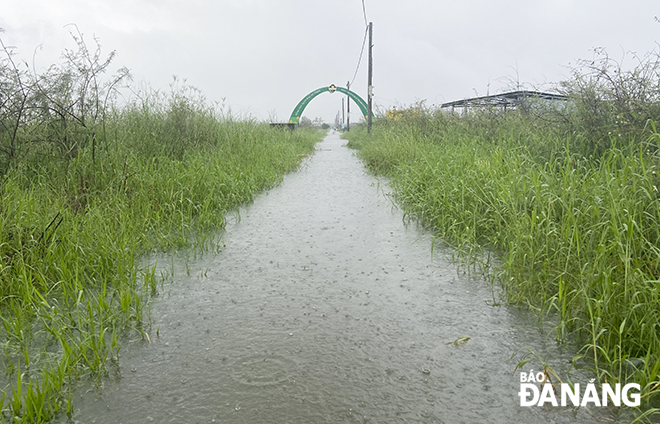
0,25,130,176
555,48,660,155
344,47,660,408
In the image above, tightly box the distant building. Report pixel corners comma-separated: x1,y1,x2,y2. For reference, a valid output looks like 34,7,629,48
441,90,568,113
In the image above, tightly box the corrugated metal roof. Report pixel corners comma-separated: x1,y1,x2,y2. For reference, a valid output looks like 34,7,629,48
441,90,568,108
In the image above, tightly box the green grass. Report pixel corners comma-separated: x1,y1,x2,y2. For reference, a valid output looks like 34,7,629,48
345,111,660,414
0,97,320,422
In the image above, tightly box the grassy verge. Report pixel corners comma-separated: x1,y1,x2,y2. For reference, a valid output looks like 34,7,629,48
345,112,660,413
0,101,320,422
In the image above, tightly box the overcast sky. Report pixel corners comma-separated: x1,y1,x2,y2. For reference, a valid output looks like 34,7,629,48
1,0,659,123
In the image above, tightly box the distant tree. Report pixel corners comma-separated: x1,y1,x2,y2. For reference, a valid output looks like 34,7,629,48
299,116,313,128
312,117,325,128
321,123,330,130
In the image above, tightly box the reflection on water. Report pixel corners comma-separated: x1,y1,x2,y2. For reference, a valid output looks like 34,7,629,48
68,133,634,423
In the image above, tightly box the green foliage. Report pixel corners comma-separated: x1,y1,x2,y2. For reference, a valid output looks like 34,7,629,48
1,25,131,175
554,48,660,155
0,32,321,422
346,109,660,413
0,117,318,422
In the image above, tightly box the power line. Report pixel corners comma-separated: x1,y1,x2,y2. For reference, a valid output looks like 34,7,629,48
348,0,369,86
349,25,368,87
361,0,368,26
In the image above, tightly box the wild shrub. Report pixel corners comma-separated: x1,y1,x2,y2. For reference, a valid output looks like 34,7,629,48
0,26,130,177
556,47,660,155
0,30,321,422
345,47,660,411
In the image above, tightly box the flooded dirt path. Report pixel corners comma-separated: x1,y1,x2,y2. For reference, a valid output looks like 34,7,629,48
70,132,624,423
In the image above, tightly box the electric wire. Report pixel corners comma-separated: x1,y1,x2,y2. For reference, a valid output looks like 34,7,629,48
349,25,368,87
361,0,368,26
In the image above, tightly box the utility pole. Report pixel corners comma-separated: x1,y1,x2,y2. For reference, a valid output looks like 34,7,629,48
367,21,373,134
346,81,350,132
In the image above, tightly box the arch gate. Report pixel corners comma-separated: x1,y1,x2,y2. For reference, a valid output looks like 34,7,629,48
289,84,368,124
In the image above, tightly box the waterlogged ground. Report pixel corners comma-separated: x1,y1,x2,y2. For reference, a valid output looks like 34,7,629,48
67,133,636,423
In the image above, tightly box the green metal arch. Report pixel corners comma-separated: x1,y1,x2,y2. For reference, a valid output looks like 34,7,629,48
289,85,368,124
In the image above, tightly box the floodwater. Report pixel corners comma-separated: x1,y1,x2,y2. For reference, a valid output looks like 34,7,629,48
69,132,635,423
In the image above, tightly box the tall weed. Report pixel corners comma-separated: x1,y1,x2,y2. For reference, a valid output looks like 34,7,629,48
0,31,321,422
346,111,660,412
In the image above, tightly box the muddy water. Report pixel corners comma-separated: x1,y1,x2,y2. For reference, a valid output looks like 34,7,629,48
70,133,629,423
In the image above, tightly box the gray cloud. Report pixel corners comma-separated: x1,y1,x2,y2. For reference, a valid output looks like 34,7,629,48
1,0,658,122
